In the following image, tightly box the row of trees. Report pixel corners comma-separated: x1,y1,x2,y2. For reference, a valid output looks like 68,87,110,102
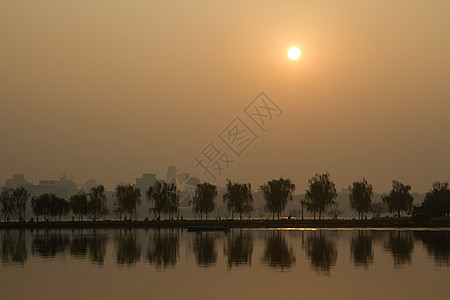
348,179,450,219
348,179,414,219
189,174,449,220
31,185,109,221
0,187,29,221
0,185,110,221
2,174,449,221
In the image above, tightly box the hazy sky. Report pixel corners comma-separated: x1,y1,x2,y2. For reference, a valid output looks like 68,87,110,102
1,0,449,193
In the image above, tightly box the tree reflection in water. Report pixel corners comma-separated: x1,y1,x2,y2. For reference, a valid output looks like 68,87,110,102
115,228,141,266
70,229,108,266
87,232,108,266
350,231,374,269
414,231,450,267
223,230,253,269
304,231,337,275
384,231,414,267
147,228,179,270
262,231,295,271
192,232,217,267
70,230,88,259
32,229,69,259
1,229,27,266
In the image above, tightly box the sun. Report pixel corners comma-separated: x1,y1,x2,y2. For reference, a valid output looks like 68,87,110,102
288,47,301,60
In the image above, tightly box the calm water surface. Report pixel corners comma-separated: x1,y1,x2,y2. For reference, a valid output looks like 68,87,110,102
1,228,449,299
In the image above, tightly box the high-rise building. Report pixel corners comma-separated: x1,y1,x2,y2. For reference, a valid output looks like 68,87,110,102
5,174,33,189
136,173,157,195
4,174,78,200
167,166,177,185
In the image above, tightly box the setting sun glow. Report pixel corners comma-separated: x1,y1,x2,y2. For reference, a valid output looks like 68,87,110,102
288,47,301,60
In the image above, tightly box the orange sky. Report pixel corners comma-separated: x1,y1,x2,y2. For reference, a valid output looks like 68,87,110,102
1,0,449,192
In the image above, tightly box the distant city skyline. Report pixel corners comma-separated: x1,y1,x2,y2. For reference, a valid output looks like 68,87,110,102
2,167,445,194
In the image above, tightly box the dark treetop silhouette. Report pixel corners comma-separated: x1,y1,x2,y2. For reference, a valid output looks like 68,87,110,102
349,178,373,220
259,177,296,220
223,179,253,220
382,180,413,217
191,182,217,220
305,173,337,220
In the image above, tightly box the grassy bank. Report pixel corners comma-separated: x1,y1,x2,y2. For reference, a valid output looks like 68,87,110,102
0,219,449,229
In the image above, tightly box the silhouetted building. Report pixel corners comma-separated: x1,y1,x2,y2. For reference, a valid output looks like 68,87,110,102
5,174,33,189
167,166,177,185
136,173,157,194
176,172,200,192
33,174,78,199
85,179,98,191
4,174,78,200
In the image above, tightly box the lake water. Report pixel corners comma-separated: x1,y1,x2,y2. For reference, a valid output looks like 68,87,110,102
0,228,449,299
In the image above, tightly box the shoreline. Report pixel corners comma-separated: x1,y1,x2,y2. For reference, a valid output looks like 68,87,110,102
0,219,449,229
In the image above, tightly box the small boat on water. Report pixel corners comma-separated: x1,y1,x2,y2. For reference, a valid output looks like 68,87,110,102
187,225,230,232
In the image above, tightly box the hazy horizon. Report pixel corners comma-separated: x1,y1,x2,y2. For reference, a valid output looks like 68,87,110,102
1,1,449,194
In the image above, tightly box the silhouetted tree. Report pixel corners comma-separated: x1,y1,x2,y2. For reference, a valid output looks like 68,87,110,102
349,178,373,220
193,233,217,267
384,231,414,267
115,184,141,220
11,187,29,221
31,194,52,220
31,194,69,221
191,182,217,220
70,192,88,221
371,202,387,217
147,181,179,220
166,183,180,220
304,231,337,275
351,231,374,269
305,173,337,220
262,231,295,270
422,182,450,217
0,187,14,221
259,178,296,220
50,197,70,220
223,179,253,220
382,180,413,217
86,185,108,221
223,230,253,268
